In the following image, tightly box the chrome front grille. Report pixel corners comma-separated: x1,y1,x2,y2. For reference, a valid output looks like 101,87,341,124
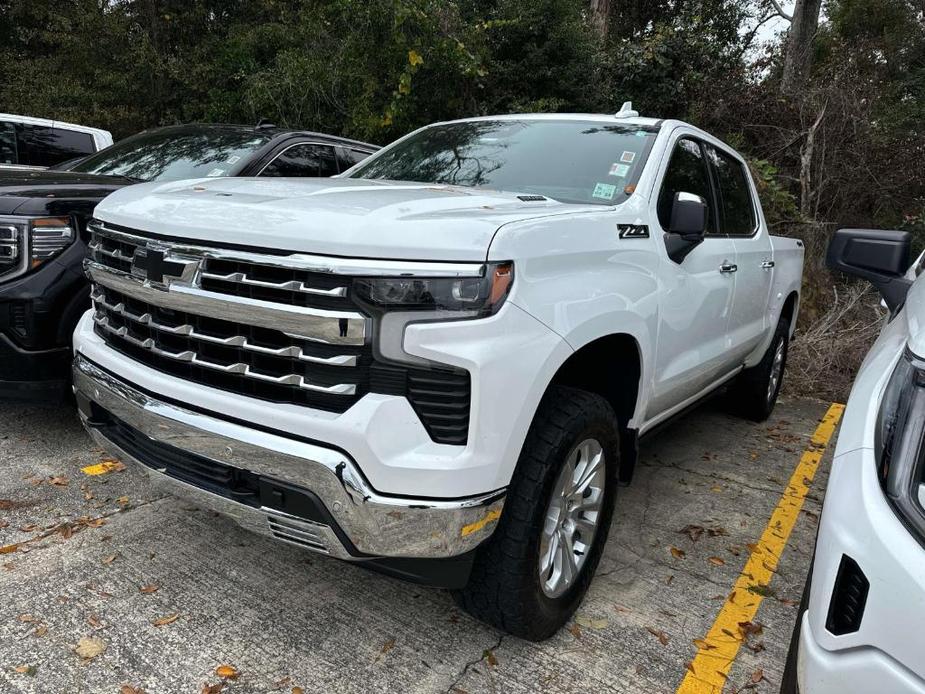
92,284,368,409
86,221,370,412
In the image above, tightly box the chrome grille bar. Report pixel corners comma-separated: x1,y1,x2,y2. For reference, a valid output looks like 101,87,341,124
201,271,348,297
93,313,356,395
87,262,367,346
91,289,358,366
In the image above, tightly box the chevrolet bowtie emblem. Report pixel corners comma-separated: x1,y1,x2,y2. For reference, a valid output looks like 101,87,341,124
131,246,197,287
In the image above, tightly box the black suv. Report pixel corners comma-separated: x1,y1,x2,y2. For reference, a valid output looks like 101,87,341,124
0,124,377,401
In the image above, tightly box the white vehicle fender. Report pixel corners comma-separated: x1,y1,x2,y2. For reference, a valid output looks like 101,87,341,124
488,204,660,428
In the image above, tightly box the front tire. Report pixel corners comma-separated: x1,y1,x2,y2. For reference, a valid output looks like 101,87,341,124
453,386,619,641
729,315,790,422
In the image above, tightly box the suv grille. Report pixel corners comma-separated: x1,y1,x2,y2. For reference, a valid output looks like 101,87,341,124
87,221,472,443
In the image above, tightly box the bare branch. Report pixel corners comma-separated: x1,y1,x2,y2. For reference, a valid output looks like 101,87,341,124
768,0,793,21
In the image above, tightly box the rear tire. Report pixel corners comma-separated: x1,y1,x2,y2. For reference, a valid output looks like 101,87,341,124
729,315,790,422
453,386,619,641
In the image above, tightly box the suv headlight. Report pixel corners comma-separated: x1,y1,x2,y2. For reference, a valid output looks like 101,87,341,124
876,349,925,540
354,262,514,365
0,215,75,282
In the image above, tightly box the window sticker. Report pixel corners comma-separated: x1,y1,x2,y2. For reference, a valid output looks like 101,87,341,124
206,168,225,177
226,155,241,164
620,151,636,163
592,182,617,200
608,163,631,178
635,130,647,137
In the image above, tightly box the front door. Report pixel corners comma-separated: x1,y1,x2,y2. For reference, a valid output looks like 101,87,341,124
647,135,738,419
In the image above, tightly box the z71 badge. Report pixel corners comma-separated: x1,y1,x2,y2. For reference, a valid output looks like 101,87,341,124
618,224,649,239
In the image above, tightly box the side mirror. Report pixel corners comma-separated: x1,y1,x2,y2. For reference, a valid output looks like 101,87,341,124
827,228,912,313
664,192,707,263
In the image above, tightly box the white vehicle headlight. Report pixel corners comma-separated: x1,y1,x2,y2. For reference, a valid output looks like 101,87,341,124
353,262,513,366
0,215,76,282
876,349,925,540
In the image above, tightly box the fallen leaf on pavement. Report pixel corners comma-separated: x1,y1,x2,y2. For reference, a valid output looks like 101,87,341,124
692,638,716,650
120,686,144,694
13,665,36,676
80,460,126,476
17,614,37,622
670,546,685,559
379,639,395,655
708,556,725,566
101,554,118,565
49,476,69,486
292,688,304,694
200,684,223,694
751,668,766,684
575,614,609,629
567,623,582,639
32,624,47,637
152,613,180,627
139,584,159,594
74,635,106,660
215,665,238,680
0,544,19,554
0,499,33,511
484,649,498,667
87,615,102,628
678,524,705,542
646,626,669,645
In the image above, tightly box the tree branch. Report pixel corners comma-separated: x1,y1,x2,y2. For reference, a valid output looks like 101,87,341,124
768,0,793,21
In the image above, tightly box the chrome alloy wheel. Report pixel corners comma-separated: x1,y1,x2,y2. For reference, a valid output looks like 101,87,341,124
538,438,606,598
767,337,786,404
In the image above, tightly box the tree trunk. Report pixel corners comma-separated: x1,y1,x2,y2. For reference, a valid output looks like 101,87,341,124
781,0,823,93
590,0,610,39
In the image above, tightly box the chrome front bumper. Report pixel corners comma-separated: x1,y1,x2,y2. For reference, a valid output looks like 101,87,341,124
72,354,504,562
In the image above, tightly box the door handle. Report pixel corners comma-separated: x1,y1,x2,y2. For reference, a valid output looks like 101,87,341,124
719,263,738,274
760,260,775,269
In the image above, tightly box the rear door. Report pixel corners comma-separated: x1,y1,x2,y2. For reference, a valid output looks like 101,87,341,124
647,134,739,418
706,144,773,363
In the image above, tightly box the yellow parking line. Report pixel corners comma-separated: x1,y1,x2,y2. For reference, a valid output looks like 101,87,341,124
676,402,845,694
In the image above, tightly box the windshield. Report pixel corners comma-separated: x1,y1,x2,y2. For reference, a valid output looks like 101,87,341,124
68,127,272,182
349,119,657,205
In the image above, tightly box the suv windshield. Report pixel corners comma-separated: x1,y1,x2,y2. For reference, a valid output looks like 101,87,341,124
68,127,272,182
349,119,657,205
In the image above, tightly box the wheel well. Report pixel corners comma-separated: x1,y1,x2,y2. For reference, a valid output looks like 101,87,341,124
549,334,641,484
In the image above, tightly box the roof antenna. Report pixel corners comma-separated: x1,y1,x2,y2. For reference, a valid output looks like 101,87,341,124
615,101,639,119
255,118,276,130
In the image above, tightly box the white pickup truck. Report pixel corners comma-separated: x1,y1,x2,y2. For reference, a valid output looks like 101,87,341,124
72,107,804,640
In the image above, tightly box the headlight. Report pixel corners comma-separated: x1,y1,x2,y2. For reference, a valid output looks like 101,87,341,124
0,215,75,282
354,262,514,316
354,262,514,366
876,349,925,541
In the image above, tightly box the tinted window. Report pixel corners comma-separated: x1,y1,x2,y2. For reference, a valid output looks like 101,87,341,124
260,143,338,177
52,128,95,158
349,120,657,205
338,147,371,171
708,146,756,236
657,138,715,233
18,124,59,167
0,122,17,165
69,127,272,182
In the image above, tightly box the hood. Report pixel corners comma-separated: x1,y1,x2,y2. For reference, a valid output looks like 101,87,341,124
0,169,134,217
94,177,607,261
